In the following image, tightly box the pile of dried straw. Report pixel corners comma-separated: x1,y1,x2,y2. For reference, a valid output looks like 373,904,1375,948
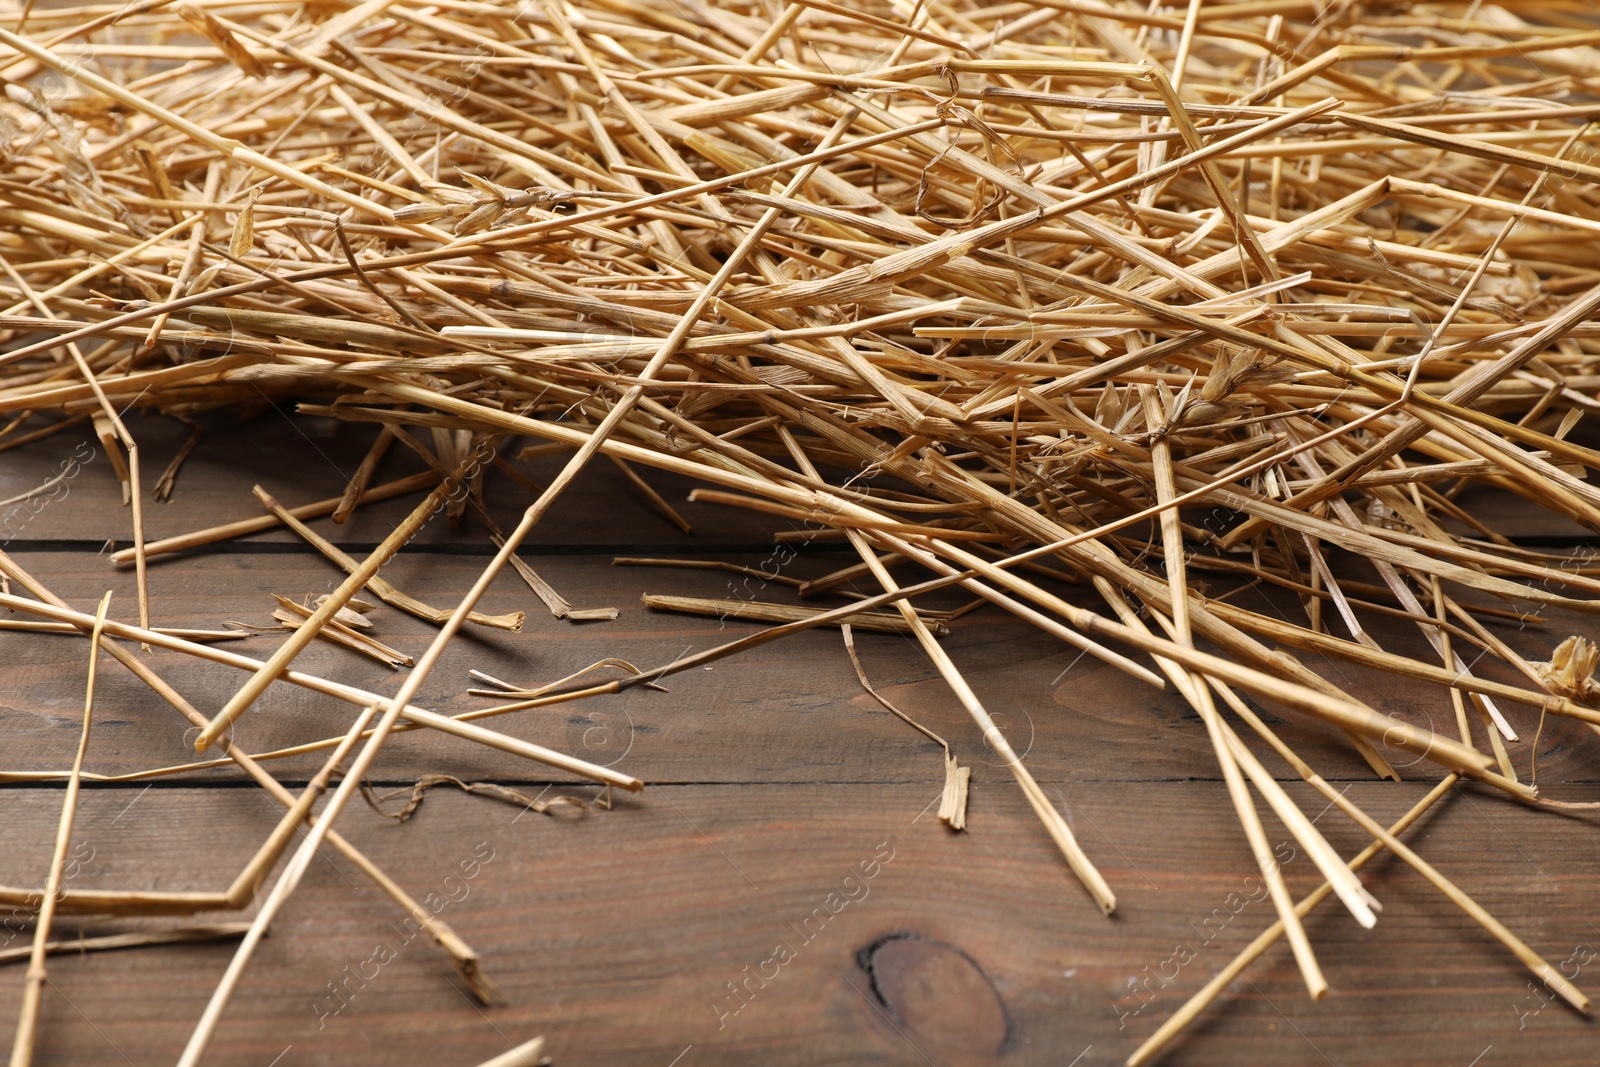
2,0,1600,1062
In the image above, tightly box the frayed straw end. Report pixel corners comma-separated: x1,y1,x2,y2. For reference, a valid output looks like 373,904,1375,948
938,752,970,832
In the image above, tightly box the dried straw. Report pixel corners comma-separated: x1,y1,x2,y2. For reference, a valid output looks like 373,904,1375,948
1,1,1599,1062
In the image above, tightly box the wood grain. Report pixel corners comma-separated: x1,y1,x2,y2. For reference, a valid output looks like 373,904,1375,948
1,418,1597,1065
0,784,1595,1066
5,550,1596,789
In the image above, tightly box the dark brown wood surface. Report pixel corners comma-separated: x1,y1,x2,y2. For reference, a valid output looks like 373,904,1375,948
1,415,1597,1066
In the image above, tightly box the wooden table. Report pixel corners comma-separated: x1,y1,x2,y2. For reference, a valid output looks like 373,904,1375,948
1,413,1596,1066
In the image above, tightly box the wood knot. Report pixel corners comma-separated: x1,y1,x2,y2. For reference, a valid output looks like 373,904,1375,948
856,933,1010,1054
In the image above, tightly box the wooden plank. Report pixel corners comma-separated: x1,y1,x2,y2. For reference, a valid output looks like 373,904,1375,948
0,782,1595,1066
3,549,1597,787
0,412,785,549
0,547,1201,785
